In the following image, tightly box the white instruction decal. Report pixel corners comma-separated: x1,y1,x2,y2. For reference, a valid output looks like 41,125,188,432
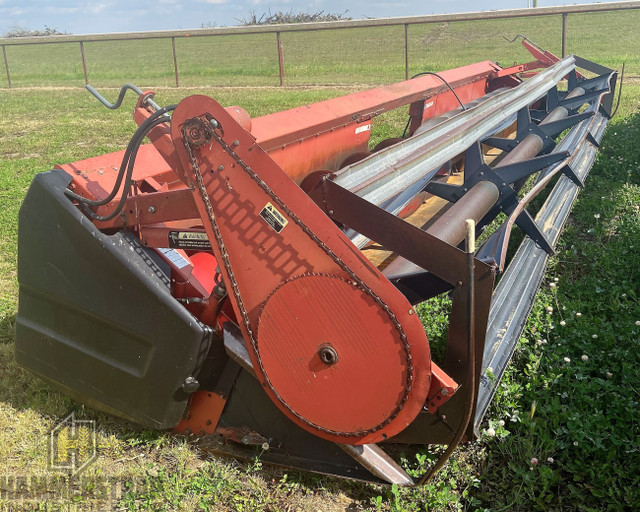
157,248,190,269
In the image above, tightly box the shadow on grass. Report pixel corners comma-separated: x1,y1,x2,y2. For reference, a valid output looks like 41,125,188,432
0,314,15,345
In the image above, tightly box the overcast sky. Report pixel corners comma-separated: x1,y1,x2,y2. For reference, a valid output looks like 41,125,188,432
0,0,621,35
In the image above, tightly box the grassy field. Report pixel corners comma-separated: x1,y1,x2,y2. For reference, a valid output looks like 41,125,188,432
1,13,640,511
1,9,640,89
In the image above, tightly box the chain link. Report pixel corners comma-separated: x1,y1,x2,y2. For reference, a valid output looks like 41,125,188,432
181,118,416,438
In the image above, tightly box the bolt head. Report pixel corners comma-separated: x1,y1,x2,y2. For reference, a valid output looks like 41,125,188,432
318,344,338,366
148,206,156,214
181,376,199,393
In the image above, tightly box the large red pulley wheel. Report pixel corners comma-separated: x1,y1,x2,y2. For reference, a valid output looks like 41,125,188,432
256,274,431,444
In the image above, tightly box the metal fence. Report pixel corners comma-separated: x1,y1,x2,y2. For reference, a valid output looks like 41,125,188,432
1,1,639,89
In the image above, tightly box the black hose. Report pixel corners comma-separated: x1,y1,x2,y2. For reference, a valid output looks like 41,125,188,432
65,104,176,209
403,72,466,138
75,115,174,222
65,104,176,206
410,71,467,112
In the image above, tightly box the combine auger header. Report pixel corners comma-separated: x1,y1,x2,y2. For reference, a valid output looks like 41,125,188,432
16,40,617,485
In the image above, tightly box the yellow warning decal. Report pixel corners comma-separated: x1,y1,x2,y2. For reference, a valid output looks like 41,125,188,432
168,231,212,250
260,202,289,233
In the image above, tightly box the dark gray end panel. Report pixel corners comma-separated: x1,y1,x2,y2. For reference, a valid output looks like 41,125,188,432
16,169,213,429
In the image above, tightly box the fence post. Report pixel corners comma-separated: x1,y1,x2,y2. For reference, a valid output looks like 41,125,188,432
2,45,11,89
404,24,409,81
172,37,180,88
561,13,567,58
79,41,89,85
277,32,284,86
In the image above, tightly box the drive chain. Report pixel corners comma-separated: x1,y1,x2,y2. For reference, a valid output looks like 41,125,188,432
181,117,416,438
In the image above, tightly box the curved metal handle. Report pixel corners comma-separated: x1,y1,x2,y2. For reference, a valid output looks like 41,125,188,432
86,83,161,111
503,33,528,43
503,33,546,54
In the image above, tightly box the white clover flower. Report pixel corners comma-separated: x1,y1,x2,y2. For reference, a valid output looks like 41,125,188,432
560,320,566,327
635,320,640,326
554,277,559,282
547,457,554,464
606,372,613,378
530,458,538,466
563,357,571,363
592,334,598,339
581,355,589,362
486,427,496,438
594,213,601,219
573,441,578,446
536,339,544,347
576,312,582,318
546,306,553,314
549,282,556,289
498,420,505,427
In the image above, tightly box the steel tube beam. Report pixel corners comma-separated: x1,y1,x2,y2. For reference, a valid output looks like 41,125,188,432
561,13,568,58
335,57,576,227
423,181,499,246
383,79,587,279
542,86,585,124
499,85,586,168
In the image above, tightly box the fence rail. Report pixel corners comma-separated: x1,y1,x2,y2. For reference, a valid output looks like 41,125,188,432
1,1,639,89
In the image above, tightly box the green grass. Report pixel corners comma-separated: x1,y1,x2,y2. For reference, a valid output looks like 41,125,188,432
473,101,640,510
1,9,639,88
1,17,640,510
